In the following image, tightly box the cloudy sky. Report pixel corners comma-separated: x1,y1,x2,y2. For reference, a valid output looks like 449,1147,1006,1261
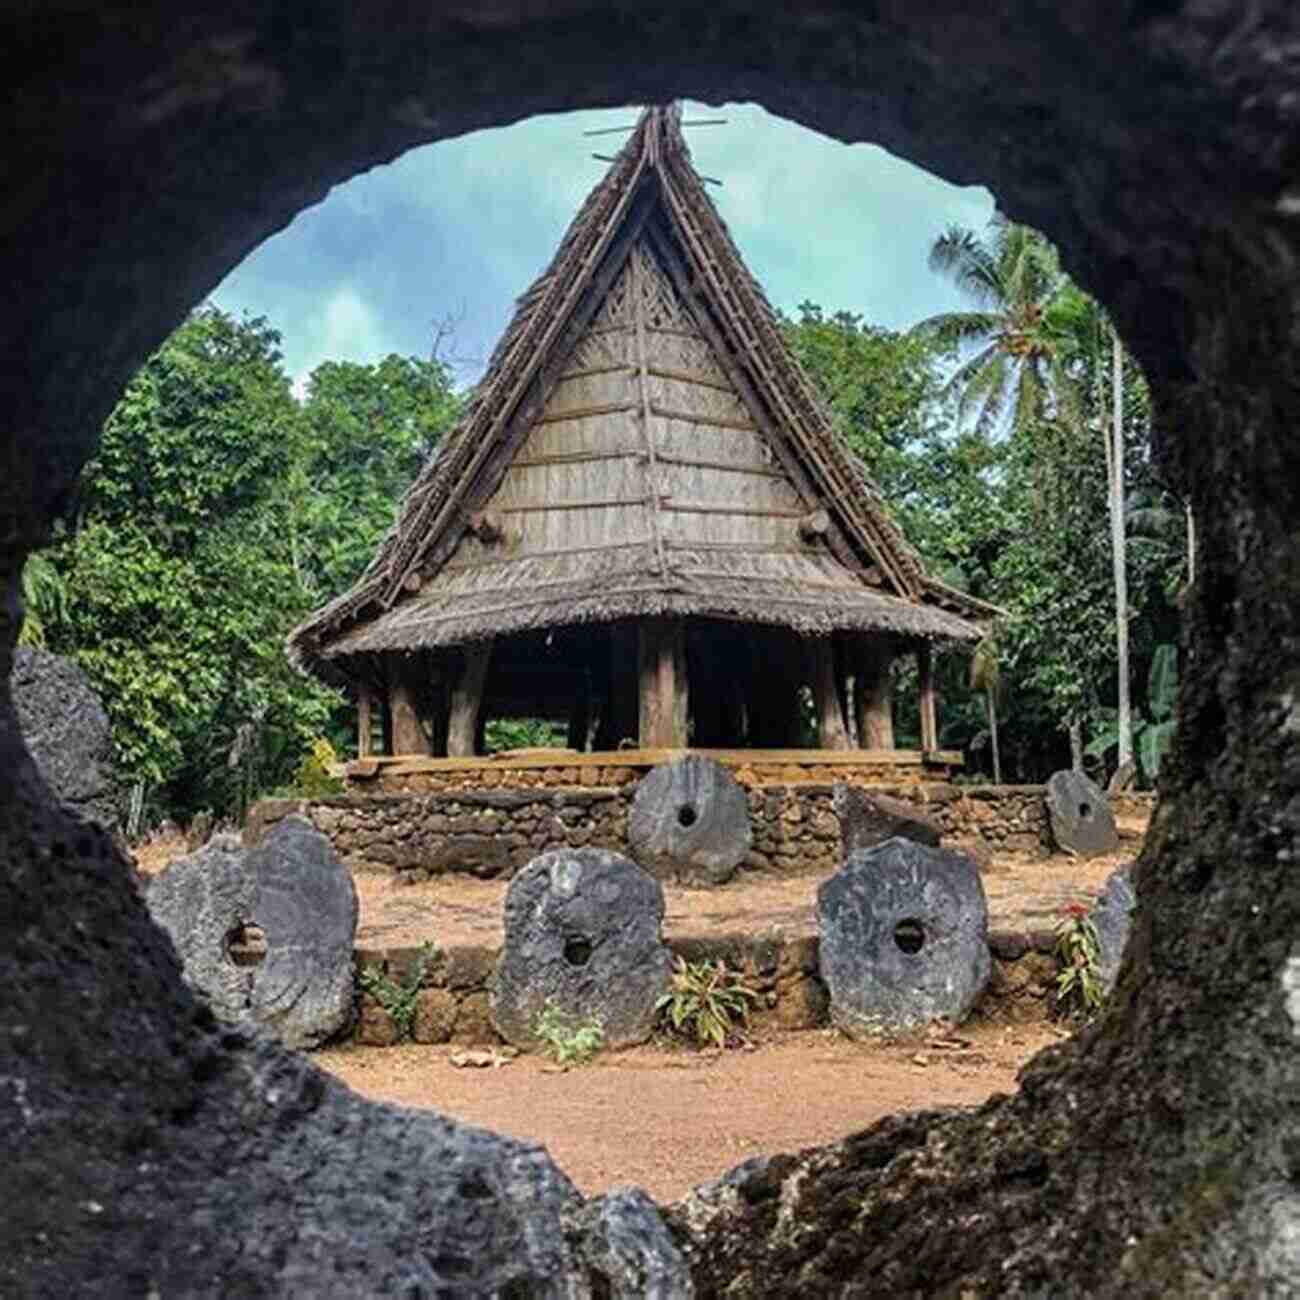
212,101,993,391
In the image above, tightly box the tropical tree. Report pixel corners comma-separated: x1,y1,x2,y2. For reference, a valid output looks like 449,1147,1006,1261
969,635,1002,784
17,552,67,648
912,216,1075,437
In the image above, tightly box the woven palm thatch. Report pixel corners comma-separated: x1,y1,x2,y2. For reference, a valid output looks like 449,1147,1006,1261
289,104,996,678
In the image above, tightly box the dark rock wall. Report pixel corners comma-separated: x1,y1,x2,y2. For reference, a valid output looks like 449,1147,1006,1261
247,783,1050,880
3,4,1299,1295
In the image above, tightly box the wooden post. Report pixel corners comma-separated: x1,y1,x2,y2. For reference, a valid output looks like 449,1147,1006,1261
389,669,426,757
855,642,896,751
356,683,375,758
809,637,852,750
638,618,688,748
917,642,938,754
448,641,493,757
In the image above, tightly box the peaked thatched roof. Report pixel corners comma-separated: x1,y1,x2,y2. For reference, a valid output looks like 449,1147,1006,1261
290,104,996,678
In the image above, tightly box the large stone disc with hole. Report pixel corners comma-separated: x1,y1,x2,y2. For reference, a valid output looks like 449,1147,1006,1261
490,848,671,1050
146,817,357,1049
627,756,751,885
1044,769,1120,858
816,837,991,1036
1089,863,1136,995
243,816,359,1048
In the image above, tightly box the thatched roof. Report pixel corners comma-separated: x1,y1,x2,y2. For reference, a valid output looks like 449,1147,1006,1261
290,104,997,677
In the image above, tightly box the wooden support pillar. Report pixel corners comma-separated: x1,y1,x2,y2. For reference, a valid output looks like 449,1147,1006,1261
448,640,493,757
855,642,896,751
809,637,852,751
356,683,375,758
389,670,426,757
917,641,939,754
638,618,688,748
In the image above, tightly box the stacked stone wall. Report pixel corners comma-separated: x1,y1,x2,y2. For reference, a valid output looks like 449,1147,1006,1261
351,928,1063,1048
248,780,1055,882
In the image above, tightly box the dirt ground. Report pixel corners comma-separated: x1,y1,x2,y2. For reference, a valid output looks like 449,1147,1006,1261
345,821,1144,953
135,811,1144,1203
316,1021,1067,1202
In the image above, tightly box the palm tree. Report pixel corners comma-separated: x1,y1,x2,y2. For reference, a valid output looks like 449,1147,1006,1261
912,216,1076,437
969,636,1002,784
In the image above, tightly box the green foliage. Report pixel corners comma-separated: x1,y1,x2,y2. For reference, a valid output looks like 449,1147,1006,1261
358,942,439,1041
532,1001,604,1066
290,737,345,797
655,957,758,1049
292,355,459,600
913,216,1077,437
40,308,460,825
1054,904,1104,1018
1085,643,1178,785
484,717,568,753
17,553,67,648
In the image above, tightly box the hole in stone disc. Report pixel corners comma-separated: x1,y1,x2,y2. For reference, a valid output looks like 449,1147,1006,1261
677,804,698,828
225,921,267,968
563,937,593,967
1079,802,1092,819
894,919,925,955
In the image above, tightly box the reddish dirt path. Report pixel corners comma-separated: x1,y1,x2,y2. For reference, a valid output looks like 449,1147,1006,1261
317,1022,1064,1202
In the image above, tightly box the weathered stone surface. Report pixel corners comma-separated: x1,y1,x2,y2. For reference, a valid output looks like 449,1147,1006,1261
6,6,1300,1296
817,839,991,1035
143,832,253,1024
412,988,457,1044
147,817,357,1049
1090,863,1136,995
1044,769,1120,858
11,648,119,830
566,1187,693,1298
491,848,671,1049
628,757,751,884
832,782,941,854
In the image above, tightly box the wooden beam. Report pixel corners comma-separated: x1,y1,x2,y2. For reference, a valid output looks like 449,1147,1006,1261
448,641,493,757
918,641,938,754
638,618,688,747
854,640,896,751
356,684,375,759
389,672,426,757
808,637,852,751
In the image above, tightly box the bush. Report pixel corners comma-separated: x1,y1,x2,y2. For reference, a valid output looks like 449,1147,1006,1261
656,957,758,1049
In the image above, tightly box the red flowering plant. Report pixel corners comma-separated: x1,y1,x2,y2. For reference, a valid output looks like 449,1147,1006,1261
1054,901,1104,1018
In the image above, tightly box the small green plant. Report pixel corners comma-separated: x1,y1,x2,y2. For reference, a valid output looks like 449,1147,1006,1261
656,957,759,1049
532,1000,604,1065
1054,903,1104,1018
358,941,438,1040
291,736,344,797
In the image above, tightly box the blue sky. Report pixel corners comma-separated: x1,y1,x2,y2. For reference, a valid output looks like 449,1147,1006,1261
212,101,993,392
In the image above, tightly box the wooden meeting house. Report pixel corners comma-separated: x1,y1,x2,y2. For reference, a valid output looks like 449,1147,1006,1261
289,104,995,778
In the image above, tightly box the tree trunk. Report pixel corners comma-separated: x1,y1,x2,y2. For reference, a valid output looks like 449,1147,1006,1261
447,641,492,757
986,686,1001,784
808,637,851,750
1111,325,1133,770
1068,717,1083,772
